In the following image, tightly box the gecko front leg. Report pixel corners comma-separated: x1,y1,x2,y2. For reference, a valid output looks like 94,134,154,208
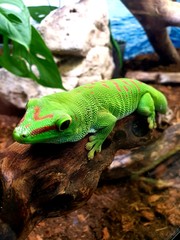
86,111,117,159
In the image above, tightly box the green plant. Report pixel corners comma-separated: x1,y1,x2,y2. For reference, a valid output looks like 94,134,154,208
28,5,57,23
109,21,123,71
0,0,64,89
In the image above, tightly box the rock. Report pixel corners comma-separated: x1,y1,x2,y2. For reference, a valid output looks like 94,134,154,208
0,69,62,114
59,46,114,85
0,0,114,114
39,0,110,56
39,0,114,86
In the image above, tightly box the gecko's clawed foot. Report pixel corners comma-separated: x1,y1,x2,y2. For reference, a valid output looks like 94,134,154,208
147,113,157,129
86,135,102,160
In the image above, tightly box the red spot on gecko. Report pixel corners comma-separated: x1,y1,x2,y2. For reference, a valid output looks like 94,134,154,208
83,83,95,89
34,106,54,121
31,125,57,136
83,86,94,89
101,82,110,89
112,81,121,92
122,80,132,87
123,85,129,92
129,79,141,91
74,114,78,121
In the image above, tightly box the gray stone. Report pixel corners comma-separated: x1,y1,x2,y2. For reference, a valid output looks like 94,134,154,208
0,0,115,113
39,0,110,56
0,69,62,110
39,0,114,86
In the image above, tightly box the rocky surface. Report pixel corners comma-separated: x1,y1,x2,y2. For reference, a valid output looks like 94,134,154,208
0,0,115,113
0,69,61,114
39,0,114,86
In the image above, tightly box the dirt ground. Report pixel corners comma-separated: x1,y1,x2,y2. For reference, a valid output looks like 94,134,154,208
0,52,180,240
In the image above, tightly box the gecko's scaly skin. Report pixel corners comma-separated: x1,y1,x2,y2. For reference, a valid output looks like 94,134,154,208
13,78,168,159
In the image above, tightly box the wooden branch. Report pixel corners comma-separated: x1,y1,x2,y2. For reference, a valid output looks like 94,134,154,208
161,1,180,27
125,71,180,84
121,0,180,27
101,123,180,181
0,113,157,240
121,0,180,64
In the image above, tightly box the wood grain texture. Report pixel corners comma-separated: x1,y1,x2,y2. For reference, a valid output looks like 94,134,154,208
0,114,158,239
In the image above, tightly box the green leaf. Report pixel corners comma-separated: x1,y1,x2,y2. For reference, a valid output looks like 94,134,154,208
0,0,31,49
28,6,57,23
0,27,64,89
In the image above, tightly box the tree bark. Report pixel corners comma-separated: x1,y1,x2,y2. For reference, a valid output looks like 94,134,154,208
0,113,157,240
121,0,180,64
126,71,180,84
101,123,180,181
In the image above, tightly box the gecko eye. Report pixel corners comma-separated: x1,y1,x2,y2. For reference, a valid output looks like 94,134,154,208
59,120,71,131
56,116,72,131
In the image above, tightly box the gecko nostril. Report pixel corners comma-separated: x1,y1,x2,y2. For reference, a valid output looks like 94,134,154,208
13,130,27,143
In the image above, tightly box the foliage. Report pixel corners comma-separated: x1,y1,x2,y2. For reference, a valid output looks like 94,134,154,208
109,21,123,71
28,5,57,23
0,0,64,89
0,0,31,49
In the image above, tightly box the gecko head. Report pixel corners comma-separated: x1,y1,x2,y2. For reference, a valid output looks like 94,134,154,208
13,98,74,144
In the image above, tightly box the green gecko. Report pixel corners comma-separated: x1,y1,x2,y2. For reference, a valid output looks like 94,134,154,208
13,78,168,159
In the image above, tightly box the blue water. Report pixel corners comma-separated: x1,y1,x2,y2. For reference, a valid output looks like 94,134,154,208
107,0,180,59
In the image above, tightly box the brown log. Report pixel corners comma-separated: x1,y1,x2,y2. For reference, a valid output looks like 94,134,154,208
0,113,158,240
121,0,180,64
101,123,180,181
125,71,180,84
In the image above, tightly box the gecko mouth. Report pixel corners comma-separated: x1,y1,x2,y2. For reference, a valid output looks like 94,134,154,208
13,125,58,143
